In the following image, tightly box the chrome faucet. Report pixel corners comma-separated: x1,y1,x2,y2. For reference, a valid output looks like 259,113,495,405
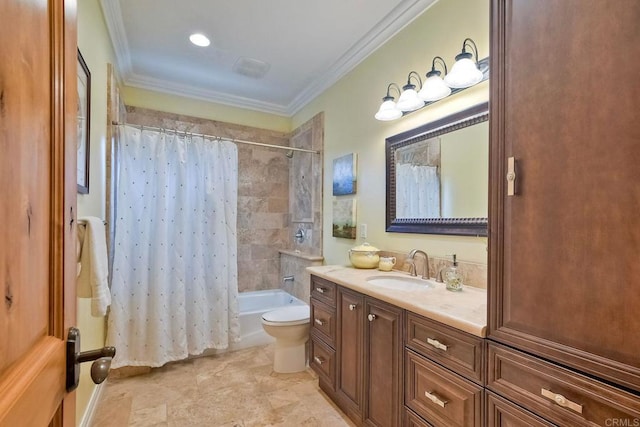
407,249,430,280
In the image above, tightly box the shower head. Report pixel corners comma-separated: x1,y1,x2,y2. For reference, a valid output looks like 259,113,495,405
285,150,294,158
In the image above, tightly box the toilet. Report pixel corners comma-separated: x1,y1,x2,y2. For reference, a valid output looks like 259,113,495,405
261,305,310,373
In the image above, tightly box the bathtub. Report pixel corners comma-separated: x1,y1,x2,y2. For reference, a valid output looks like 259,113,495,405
202,289,306,356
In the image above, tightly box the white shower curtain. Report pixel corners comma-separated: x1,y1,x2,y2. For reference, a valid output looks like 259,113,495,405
396,164,441,218
107,126,240,368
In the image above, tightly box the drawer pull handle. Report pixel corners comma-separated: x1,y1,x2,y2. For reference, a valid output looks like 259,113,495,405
349,304,357,311
426,338,448,351
313,356,324,365
368,314,377,322
541,388,583,414
315,287,325,294
424,391,448,408
314,318,325,326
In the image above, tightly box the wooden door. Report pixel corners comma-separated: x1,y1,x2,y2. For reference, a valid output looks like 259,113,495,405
336,287,364,422
363,298,403,427
489,0,640,392
0,0,78,425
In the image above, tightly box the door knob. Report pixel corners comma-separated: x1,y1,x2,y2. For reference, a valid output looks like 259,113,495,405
66,327,117,391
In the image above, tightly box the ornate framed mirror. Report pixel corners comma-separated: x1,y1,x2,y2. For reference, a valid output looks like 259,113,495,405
385,102,488,236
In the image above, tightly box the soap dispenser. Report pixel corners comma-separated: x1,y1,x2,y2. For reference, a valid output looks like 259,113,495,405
443,254,463,292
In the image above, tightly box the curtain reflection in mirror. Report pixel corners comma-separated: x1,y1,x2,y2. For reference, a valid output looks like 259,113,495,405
396,164,440,218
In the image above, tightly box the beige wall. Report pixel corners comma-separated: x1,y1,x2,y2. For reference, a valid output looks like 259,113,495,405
292,0,490,264
76,0,116,423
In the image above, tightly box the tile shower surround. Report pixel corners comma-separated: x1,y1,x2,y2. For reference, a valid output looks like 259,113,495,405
288,113,324,257
125,107,294,293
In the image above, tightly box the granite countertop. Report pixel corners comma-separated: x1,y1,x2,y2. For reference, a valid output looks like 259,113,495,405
306,265,487,337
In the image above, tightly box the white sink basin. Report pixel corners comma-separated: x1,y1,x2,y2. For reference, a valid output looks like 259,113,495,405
366,275,436,291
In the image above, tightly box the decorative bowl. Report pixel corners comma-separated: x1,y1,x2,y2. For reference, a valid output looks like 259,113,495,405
348,243,381,269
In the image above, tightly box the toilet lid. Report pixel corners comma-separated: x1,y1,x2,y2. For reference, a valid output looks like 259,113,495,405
262,305,310,323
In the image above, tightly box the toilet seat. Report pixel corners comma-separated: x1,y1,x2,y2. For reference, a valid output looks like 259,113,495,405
261,305,310,326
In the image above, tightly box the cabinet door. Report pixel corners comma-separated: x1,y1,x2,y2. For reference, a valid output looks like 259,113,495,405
336,287,364,421
364,298,403,427
489,0,640,392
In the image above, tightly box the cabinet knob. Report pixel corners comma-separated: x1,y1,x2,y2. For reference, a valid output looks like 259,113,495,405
368,314,377,322
349,304,357,311
314,318,325,326
313,356,324,365
315,287,325,294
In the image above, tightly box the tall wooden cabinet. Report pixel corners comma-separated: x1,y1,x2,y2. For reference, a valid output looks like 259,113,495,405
489,0,640,422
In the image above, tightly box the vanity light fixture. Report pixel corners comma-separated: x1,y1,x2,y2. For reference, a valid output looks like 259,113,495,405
396,71,425,112
418,56,451,102
189,33,211,47
374,37,489,122
374,83,403,121
444,38,483,89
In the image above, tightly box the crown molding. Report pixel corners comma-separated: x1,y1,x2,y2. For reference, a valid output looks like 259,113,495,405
100,0,436,117
125,73,291,116
286,0,438,115
100,0,133,79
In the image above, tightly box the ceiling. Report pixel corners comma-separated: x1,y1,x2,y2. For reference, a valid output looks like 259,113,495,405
100,0,438,116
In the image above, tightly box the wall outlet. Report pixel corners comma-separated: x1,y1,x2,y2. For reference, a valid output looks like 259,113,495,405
359,224,367,239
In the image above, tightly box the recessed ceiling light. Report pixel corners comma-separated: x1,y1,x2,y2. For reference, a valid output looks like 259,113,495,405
189,33,210,47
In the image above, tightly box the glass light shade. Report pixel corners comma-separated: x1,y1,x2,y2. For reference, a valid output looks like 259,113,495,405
418,75,452,102
444,57,483,88
396,88,424,112
375,99,402,121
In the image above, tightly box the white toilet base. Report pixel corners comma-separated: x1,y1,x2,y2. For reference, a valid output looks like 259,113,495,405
273,341,307,373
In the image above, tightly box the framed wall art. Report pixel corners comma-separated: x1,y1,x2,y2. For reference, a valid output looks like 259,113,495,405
332,198,356,239
77,49,91,194
332,153,357,195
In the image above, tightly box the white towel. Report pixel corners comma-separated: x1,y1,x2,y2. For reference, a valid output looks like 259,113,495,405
77,216,111,316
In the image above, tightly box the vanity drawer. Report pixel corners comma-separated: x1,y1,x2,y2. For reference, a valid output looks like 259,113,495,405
487,342,640,427
310,275,336,306
310,336,335,390
404,407,433,427
310,298,335,346
406,312,485,384
405,349,483,427
486,391,556,427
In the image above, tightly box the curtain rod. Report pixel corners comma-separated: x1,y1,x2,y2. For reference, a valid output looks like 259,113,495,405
112,122,320,155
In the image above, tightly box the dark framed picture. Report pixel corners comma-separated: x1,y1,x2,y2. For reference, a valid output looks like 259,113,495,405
77,49,91,194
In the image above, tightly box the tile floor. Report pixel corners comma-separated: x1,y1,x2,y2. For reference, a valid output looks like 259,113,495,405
91,344,355,426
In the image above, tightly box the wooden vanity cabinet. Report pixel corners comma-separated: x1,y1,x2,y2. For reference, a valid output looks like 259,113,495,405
489,0,640,421
309,276,403,427
405,312,485,427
